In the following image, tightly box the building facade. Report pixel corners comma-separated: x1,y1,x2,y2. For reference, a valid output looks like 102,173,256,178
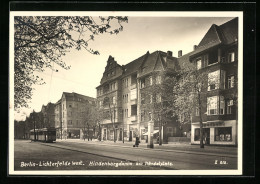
41,102,55,128
97,52,187,143
54,92,96,139
96,17,238,145
187,18,238,146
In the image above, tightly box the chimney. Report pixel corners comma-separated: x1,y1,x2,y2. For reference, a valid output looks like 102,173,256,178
178,50,182,57
193,45,198,50
167,51,172,57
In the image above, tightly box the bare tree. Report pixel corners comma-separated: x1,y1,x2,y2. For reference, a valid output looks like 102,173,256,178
14,16,128,109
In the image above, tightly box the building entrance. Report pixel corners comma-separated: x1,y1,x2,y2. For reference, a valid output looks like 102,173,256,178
203,128,210,145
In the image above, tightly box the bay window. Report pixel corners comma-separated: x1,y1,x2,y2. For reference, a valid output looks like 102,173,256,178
207,96,225,115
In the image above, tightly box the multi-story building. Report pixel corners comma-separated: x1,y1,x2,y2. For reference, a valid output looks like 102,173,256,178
41,102,55,128
54,92,96,139
186,17,238,146
97,52,186,142
96,17,238,145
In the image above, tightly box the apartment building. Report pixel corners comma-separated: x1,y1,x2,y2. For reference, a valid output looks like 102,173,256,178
96,17,238,145
41,102,55,128
54,92,96,139
186,18,238,145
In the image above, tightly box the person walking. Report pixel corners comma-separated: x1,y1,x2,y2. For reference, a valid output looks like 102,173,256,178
133,137,140,147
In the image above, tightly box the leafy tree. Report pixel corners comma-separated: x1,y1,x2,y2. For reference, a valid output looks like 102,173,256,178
81,101,96,141
14,16,128,109
103,96,117,143
175,62,210,148
140,70,179,145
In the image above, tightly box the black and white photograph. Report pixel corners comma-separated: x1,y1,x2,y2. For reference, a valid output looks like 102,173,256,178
9,11,243,175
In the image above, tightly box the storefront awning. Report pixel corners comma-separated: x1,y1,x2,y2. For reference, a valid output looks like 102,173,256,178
143,130,159,135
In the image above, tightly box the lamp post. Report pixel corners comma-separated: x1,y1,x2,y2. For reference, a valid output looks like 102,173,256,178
147,112,154,148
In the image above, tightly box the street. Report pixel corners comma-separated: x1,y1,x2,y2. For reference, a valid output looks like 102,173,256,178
14,140,237,170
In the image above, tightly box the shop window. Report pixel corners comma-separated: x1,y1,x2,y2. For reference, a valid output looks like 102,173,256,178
215,127,232,141
194,128,200,141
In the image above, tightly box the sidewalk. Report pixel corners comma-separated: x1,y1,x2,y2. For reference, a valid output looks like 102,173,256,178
56,139,238,157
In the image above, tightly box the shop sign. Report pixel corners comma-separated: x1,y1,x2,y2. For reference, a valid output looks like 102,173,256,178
203,121,224,128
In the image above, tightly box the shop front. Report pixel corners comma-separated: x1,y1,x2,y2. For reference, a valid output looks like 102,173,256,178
191,120,237,146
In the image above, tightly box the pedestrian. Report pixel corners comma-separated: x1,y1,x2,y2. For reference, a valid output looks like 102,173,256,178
133,137,140,147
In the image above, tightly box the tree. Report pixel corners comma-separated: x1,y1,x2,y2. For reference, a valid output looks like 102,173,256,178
14,16,128,109
140,70,179,145
103,96,117,143
81,101,96,141
175,62,210,148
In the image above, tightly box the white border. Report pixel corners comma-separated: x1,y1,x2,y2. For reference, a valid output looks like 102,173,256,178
9,11,243,175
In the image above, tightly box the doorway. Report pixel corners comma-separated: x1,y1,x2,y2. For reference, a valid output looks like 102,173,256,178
129,131,132,141
203,128,210,145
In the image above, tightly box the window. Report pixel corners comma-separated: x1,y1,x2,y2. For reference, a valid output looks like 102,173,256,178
228,52,235,62
227,99,233,114
141,111,145,121
215,127,232,141
208,70,226,91
69,104,72,108
68,120,72,125
131,105,137,116
194,128,200,141
131,74,137,85
156,75,161,84
228,75,235,88
140,78,145,88
149,76,153,85
207,96,225,115
141,93,145,104
208,70,220,91
204,54,208,67
167,127,173,137
149,94,153,104
195,107,199,116
130,89,137,100
156,94,161,103
196,58,202,70
112,96,116,104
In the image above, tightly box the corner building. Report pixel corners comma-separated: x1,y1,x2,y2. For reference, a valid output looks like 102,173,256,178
54,92,96,139
187,18,238,146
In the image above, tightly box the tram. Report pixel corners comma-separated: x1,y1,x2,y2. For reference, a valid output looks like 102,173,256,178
30,127,56,143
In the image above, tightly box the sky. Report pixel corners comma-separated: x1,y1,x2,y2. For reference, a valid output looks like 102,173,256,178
13,14,236,121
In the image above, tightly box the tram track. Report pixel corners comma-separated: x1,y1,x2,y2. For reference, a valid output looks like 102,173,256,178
39,142,176,170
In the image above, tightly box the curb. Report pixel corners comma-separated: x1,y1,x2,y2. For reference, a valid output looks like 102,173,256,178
56,140,237,158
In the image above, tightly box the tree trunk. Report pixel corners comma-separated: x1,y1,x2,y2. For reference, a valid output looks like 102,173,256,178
198,92,204,148
159,121,162,146
122,127,124,143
